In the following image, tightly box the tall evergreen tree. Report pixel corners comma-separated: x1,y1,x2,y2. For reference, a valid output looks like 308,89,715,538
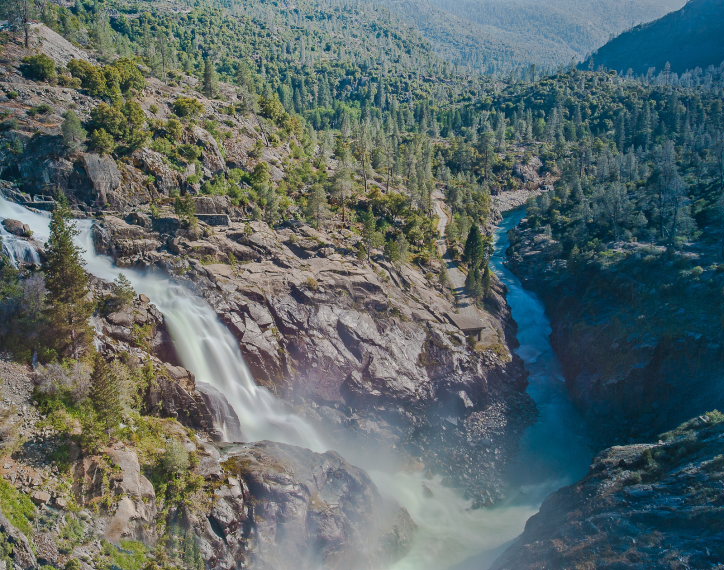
305,183,329,228
44,199,93,359
202,57,218,98
90,353,124,429
463,224,485,265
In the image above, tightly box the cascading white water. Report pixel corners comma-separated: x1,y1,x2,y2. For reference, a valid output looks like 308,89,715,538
0,200,46,267
0,196,592,570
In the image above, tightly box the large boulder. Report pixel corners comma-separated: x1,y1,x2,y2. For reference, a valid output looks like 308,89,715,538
16,135,74,194
223,441,415,570
2,218,32,238
190,125,226,175
74,153,122,207
132,148,184,196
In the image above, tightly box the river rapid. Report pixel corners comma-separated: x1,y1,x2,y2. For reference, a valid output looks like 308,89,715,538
0,197,591,569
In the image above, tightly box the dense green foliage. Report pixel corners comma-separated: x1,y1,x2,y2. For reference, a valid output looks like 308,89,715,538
0,476,36,535
20,53,56,81
44,200,93,359
494,70,724,257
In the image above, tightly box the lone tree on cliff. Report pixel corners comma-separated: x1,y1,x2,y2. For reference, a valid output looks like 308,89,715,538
61,110,87,153
89,352,124,430
44,198,93,359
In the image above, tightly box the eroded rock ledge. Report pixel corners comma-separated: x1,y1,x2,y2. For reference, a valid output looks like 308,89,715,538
492,413,724,570
94,211,534,505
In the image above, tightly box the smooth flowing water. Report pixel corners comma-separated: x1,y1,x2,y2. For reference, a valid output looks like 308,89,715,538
0,197,591,570
490,209,592,490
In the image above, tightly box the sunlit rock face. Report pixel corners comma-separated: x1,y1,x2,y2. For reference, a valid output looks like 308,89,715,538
492,414,724,570
95,212,535,506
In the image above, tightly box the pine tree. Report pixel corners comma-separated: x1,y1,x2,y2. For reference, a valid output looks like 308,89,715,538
463,224,484,265
360,208,383,260
90,353,124,429
202,57,217,98
61,110,86,153
305,183,329,228
332,163,354,223
44,199,93,359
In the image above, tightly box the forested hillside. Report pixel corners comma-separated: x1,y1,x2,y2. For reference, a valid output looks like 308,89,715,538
384,0,685,73
584,0,724,74
504,66,724,442
0,0,723,568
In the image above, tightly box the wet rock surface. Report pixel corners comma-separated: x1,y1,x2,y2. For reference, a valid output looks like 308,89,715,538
223,441,415,570
96,213,534,505
492,414,724,570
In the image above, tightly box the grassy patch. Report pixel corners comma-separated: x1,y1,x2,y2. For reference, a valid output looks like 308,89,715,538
0,477,36,536
102,539,149,570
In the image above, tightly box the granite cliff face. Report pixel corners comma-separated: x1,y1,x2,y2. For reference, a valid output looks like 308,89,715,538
508,220,724,447
0,299,414,570
492,412,724,569
92,203,533,506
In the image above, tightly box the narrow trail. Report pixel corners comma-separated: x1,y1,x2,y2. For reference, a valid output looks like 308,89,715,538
432,188,498,344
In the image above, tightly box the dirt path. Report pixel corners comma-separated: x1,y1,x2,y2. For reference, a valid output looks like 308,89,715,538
432,189,498,344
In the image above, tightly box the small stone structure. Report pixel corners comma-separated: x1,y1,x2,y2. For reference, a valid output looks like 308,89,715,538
446,313,486,342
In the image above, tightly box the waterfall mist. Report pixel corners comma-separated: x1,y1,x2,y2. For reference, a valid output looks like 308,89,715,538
0,196,592,569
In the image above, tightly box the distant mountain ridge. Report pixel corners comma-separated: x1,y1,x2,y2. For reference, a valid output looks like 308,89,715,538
371,0,685,73
583,0,724,74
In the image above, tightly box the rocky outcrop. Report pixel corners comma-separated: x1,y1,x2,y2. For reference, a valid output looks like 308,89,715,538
0,506,37,569
95,213,533,505
93,279,224,440
0,357,416,570
131,148,184,196
74,153,122,207
492,413,724,569
223,441,415,570
2,218,32,237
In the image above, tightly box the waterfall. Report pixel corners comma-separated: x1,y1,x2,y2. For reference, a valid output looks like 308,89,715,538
0,195,591,570
0,199,47,267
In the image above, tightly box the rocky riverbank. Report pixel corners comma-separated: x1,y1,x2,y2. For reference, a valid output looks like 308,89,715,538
492,412,724,569
507,219,724,447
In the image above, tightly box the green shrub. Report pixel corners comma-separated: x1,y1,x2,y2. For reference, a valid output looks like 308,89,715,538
67,58,145,98
705,410,724,424
89,128,115,155
20,54,57,81
161,440,191,477
177,144,203,161
67,59,107,97
173,97,204,118
27,103,53,117
102,540,149,570
165,118,184,140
